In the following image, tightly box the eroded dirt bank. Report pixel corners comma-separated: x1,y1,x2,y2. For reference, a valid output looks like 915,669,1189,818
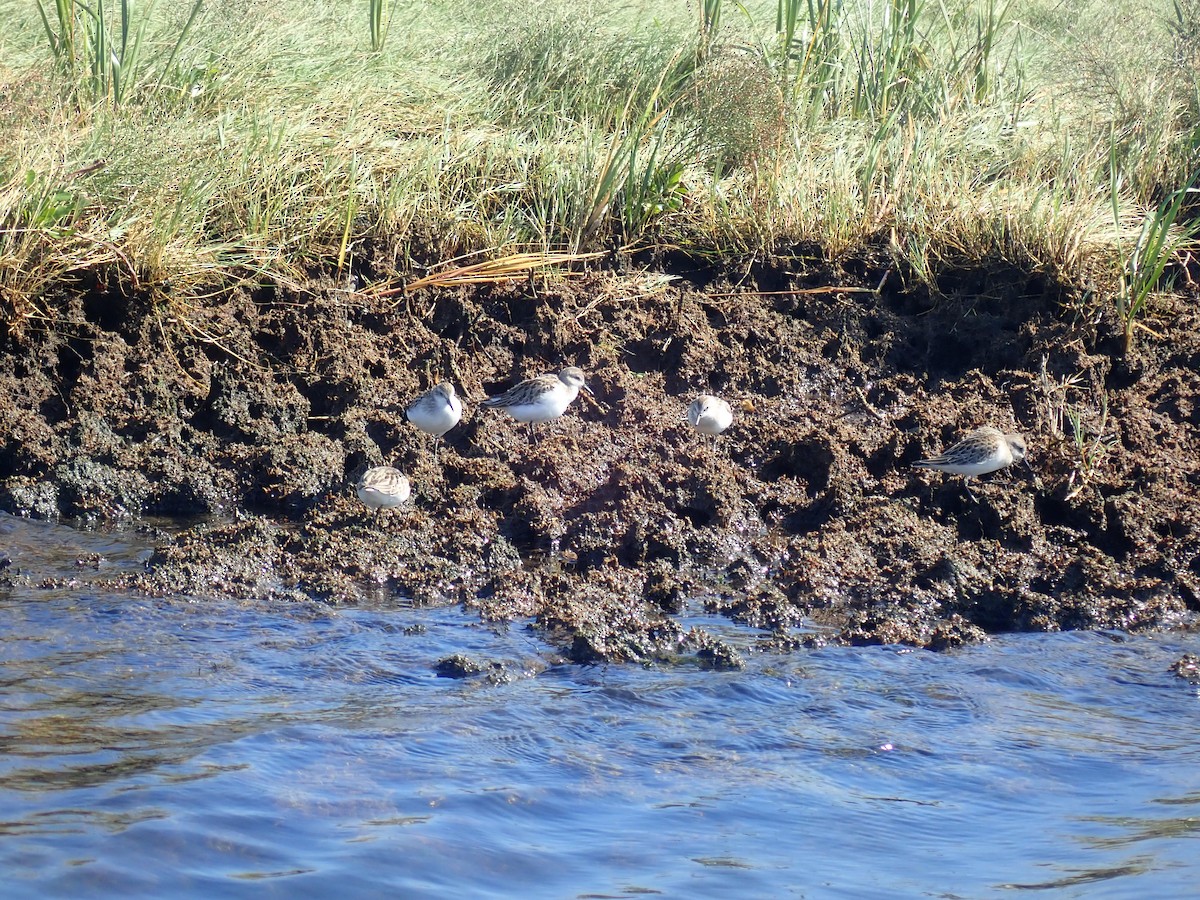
2,250,1198,663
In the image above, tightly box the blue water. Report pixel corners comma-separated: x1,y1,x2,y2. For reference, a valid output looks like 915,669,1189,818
1,515,1198,898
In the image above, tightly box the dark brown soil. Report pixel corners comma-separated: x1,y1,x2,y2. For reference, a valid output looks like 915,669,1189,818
2,248,1198,663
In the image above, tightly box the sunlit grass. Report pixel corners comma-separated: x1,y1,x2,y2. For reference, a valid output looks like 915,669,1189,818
0,0,1197,340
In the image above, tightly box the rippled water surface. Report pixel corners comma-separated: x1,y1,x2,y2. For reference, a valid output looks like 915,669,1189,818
2,515,1198,898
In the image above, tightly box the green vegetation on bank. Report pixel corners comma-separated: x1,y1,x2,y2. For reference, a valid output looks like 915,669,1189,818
1,0,1197,341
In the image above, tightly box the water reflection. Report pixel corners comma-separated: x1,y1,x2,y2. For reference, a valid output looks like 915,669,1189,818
1,516,1199,897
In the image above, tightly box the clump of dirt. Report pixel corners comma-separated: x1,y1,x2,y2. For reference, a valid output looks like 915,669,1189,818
2,248,1198,662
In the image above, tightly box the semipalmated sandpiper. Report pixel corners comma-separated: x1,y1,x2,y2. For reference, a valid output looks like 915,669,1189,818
687,394,734,449
406,382,463,454
482,366,590,436
356,465,411,514
914,426,1027,493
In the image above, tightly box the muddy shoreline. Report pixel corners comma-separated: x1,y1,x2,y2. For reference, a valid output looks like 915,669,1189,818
2,250,1198,662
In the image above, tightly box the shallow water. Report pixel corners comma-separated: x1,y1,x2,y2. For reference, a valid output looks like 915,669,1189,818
1,515,1198,898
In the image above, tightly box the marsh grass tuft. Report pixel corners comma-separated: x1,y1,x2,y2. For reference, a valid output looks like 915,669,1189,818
1037,356,1116,501
579,51,697,247
33,0,205,107
1111,161,1200,356
684,47,785,172
1063,395,1116,502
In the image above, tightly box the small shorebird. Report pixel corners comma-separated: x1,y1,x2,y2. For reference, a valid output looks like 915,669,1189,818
481,366,590,437
913,426,1027,496
687,394,733,450
356,465,411,515
405,382,463,455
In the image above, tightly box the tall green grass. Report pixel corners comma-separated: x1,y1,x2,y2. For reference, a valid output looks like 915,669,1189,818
0,0,1197,351
34,0,205,106
1111,163,1199,356
368,0,393,52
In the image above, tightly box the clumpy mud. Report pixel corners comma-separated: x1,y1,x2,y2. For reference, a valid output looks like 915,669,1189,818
2,248,1199,663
